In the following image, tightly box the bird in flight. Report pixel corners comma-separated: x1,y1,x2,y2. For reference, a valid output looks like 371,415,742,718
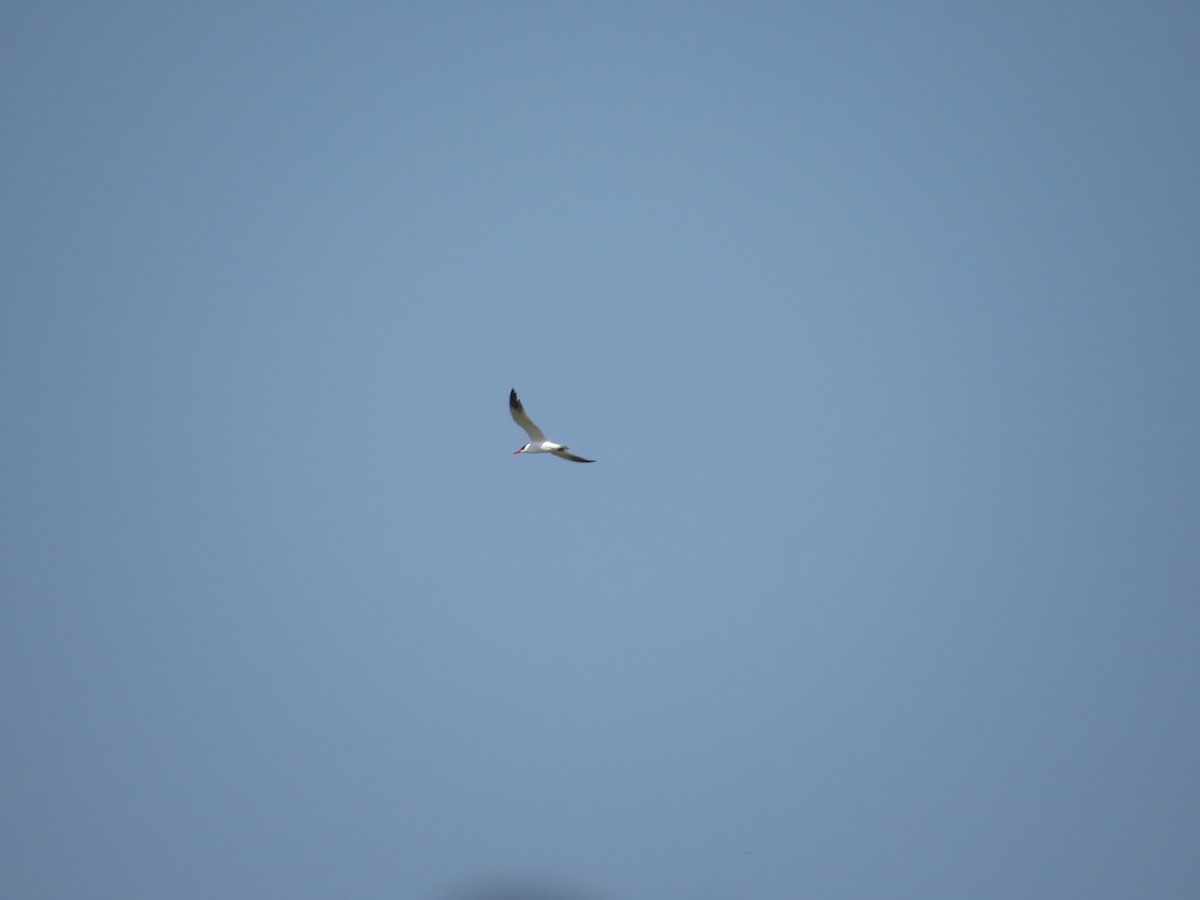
509,388,595,463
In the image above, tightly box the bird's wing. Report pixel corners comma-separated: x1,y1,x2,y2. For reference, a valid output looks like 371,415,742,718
552,448,595,463
509,389,545,442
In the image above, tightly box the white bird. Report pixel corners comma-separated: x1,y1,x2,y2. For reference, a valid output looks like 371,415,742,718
509,388,595,463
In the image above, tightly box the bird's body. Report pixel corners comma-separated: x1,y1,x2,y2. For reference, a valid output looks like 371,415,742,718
509,389,595,463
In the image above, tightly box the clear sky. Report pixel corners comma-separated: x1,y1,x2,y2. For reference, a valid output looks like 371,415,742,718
3,3,1198,898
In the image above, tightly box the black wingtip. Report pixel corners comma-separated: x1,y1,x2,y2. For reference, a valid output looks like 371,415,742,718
509,388,520,409
560,452,595,463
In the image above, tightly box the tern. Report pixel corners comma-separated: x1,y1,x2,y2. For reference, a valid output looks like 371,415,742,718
509,388,595,463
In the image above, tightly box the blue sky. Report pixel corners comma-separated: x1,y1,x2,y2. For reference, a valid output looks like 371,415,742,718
3,3,1198,898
